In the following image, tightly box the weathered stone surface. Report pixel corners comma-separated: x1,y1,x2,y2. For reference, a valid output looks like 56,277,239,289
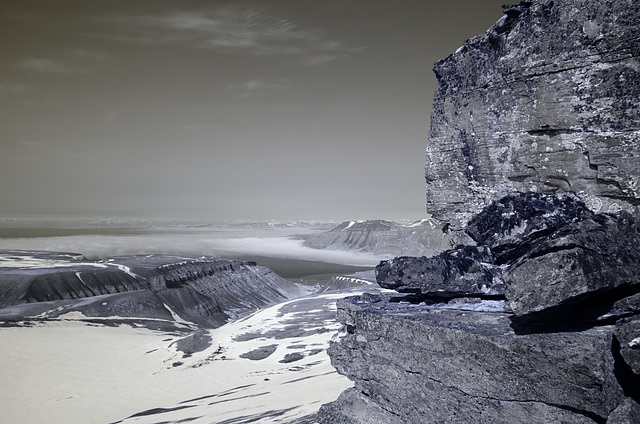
321,195,640,421
600,293,640,322
614,317,640,378
321,1,640,421
318,388,404,424
426,0,640,230
377,192,640,324
500,211,640,319
376,246,504,297
606,398,640,424
466,192,593,264
319,295,624,423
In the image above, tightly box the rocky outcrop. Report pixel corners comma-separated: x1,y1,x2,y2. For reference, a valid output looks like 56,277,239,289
426,0,640,230
298,219,452,258
0,251,146,308
319,193,640,423
377,193,640,325
313,270,377,294
0,251,305,328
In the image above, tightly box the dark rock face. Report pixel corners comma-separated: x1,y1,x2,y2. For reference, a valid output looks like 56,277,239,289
426,0,640,230
0,251,304,328
102,255,305,318
465,192,593,263
376,246,503,297
503,211,640,319
239,344,278,361
0,251,146,308
315,270,377,294
614,317,640,377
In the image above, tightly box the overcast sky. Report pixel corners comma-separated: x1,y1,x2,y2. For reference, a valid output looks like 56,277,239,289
1,0,506,222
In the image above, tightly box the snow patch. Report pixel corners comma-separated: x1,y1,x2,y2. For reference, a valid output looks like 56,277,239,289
162,303,192,325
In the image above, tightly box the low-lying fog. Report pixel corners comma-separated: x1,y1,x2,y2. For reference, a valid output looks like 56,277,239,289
0,220,381,280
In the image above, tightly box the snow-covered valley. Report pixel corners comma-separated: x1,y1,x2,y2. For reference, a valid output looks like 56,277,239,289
1,286,386,424
0,220,405,423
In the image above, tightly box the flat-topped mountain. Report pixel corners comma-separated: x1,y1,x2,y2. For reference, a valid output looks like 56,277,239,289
298,218,451,258
0,251,306,329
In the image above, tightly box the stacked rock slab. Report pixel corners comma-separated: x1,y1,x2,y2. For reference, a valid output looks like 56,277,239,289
426,0,640,230
318,193,640,423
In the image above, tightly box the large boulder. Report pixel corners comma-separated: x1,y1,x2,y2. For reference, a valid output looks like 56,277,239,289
465,192,593,264
503,209,640,320
465,193,640,324
377,193,640,327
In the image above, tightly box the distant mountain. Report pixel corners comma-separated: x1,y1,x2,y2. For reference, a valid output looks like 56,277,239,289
296,219,453,259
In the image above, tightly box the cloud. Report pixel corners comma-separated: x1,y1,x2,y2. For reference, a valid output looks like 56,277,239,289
87,5,360,65
0,233,381,266
227,79,291,98
67,49,110,61
299,54,341,66
18,58,89,75
0,80,31,95
183,122,227,130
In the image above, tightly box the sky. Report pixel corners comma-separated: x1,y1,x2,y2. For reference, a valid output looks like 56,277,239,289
1,0,506,222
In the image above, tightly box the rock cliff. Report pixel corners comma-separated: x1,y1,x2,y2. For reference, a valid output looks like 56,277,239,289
426,0,640,230
318,1,640,422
